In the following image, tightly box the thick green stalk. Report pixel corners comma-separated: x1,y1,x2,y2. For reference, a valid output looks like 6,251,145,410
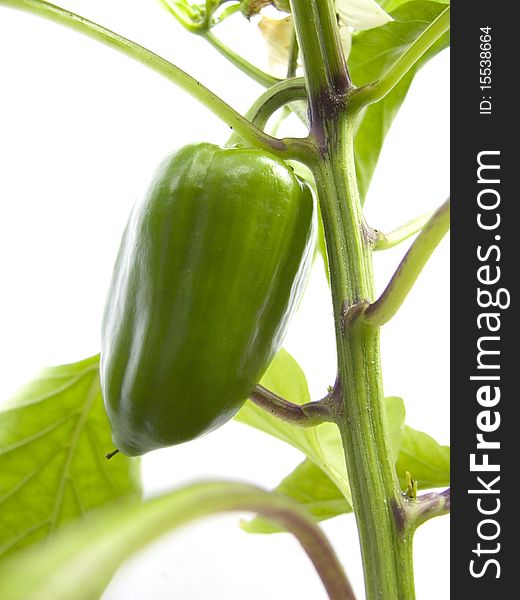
291,0,415,597
313,123,415,600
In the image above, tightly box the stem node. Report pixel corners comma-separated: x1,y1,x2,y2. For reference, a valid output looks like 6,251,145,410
250,385,335,427
339,301,369,336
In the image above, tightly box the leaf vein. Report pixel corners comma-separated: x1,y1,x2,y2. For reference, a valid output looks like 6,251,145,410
48,376,101,534
0,520,51,559
0,411,80,456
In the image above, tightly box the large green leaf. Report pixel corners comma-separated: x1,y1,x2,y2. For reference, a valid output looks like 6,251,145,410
396,425,450,489
236,348,315,452
236,349,352,505
240,382,448,533
0,356,140,559
242,396,406,532
0,481,349,600
349,1,450,201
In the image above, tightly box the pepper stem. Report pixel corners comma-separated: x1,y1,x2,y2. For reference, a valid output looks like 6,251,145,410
249,384,336,427
364,198,450,328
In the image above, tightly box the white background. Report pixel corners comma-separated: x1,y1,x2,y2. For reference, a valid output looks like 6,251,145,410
0,1,449,598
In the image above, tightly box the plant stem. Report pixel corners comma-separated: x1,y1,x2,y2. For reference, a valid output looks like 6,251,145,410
313,136,415,600
373,210,434,251
227,77,306,146
291,1,415,597
407,488,451,529
351,6,450,109
203,31,280,87
249,385,335,427
291,0,351,148
0,0,305,157
160,0,279,86
159,0,201,32
364,198,450,328
287,25,299,79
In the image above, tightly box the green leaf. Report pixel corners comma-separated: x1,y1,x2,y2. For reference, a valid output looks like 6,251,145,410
242,390,448,532
236,348,314,451
242,459,350,533
349,1,450,201
396,426,450,490
242,395,407,533
0,481,347,600
235,349,352,505
0,356,140,559
381,0,449,13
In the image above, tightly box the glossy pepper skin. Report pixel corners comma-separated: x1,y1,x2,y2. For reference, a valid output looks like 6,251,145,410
101,143,315,456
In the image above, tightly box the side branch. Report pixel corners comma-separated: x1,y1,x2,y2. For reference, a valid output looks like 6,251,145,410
0,0,305,158
246,78,307,130
227,78,308,147
351,6,450,109
250,385,335,427
373,210,435,251
161,0,279,86
407,488,450,529
364,198,450,328
203,31,280,87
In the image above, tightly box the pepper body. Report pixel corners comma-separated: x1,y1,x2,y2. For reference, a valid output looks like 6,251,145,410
101,143,315,456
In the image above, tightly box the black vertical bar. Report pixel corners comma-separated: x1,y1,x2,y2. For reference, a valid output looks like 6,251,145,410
451,1,516,595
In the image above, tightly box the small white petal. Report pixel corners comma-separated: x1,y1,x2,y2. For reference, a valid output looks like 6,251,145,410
337,0,393,31
258,16,294,75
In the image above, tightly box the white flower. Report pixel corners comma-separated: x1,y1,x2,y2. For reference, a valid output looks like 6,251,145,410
336,0,393,31
337,0,393,60
259,0,393,74
258,15,294,76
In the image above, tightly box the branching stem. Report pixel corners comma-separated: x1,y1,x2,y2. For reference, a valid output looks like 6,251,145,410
406,488,451,529
249,385,335,427
160,0,279,86
202,32,279,87
291,0,418,597
227,77,307,146
2,1,452,597
351,6,450,109
373,210,435,251
364,198,450,328
0,0,308,159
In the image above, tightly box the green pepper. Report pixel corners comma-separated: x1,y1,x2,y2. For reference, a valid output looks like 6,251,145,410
101,143,315,456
